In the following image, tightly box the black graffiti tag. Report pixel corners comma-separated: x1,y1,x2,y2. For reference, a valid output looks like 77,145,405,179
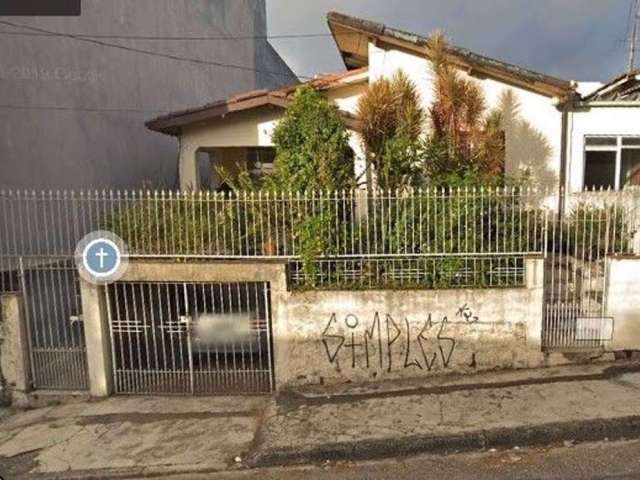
321,306,477,372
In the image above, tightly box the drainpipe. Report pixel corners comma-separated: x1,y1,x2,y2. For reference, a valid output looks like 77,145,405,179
558,107,568,216
556,87,578,217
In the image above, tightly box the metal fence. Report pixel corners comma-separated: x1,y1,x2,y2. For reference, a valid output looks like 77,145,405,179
2,186,639,393
4,257,88,391
0,187,549,289
543,189,640,349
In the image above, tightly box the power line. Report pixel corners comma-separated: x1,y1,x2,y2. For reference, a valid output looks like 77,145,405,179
0,19,313,80
0,30,353,41
628,0,639,71
0,104,168,114
625,0,635,40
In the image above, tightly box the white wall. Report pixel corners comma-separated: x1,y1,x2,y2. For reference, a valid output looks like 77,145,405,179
179,108,281,189
368,43,564,189
568,106,640,192
605,256,640,350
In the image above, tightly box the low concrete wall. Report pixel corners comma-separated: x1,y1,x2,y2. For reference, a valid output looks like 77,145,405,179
277,258,545,387
605,256,640,350
0,293,31,404
83,258,545,393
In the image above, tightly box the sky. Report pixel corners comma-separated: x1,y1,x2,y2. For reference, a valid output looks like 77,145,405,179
266,0,634,83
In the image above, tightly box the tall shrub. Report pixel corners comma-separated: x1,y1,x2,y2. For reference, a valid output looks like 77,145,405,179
268,85,354,191
357,70,425,190
426,32,505,180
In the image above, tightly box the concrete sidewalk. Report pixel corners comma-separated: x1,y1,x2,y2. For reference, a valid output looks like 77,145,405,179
248,362,640,466
0,396,267,478
2,362,640,478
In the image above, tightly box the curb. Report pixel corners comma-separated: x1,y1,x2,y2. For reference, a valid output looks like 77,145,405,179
279,362,640,408
247,415,640,467
11,465,229,480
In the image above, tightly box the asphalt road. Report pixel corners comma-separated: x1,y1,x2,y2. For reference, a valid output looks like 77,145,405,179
167,439,640,480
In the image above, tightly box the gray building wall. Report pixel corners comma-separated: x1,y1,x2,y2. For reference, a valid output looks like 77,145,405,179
0,0,296,190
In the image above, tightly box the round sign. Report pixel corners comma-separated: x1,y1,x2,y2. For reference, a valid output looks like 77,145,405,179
82,238,121,278
75,231,128,284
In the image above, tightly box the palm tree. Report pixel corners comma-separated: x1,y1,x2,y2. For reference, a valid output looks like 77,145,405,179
428,31,504,177
357,70,425,189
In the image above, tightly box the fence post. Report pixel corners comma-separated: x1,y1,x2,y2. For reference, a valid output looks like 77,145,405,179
79,279,113,397
0,292,31,404
355,187,369,221
525,256,545,358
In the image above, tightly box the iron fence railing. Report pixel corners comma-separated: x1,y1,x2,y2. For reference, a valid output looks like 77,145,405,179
0,187,550,259
1,187,639,293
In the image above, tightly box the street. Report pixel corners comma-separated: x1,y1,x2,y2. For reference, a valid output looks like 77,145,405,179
170,439,640,480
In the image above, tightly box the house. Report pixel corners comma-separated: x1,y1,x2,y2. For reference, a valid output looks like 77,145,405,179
146,11,640,194
0,0,297,191
146,66,368,190
568,72,640,192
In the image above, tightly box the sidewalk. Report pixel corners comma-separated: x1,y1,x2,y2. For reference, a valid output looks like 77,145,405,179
247,361,640,466
1,362,640,478
0,396,267,479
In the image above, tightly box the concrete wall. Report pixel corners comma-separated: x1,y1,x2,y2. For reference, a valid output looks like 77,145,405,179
79,258,544,394
0,0,296,192
605,256,640,350
0,293,30,404
368,43,564,190
277,258,545,387
567,106,640,192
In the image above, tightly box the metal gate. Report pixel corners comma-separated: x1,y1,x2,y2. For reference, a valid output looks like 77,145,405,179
543,192,638,350
105,281,274,395
18,257,89,390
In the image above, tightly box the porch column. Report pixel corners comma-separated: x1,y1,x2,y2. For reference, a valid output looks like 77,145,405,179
79,280,113,397
179,139,199,191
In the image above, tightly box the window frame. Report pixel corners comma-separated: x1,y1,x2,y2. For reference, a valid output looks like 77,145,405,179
583,135,640,190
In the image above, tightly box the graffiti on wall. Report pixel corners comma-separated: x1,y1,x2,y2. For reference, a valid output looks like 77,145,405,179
321,304,480,372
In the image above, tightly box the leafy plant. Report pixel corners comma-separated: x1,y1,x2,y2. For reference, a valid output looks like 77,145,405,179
562,203,636,257
357,70,425,190
425,32,505,178
268,85,354,192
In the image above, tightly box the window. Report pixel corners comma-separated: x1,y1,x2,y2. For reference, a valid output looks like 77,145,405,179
583,136,640,190
246,147,276,177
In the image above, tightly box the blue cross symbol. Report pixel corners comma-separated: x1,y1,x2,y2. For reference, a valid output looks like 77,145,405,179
83,238,121,277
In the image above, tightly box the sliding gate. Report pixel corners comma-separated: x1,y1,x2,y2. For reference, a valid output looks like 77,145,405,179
106,281,274,394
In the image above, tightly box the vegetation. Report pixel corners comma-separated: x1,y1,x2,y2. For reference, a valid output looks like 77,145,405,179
267,85,354,191
105,32,629,292
562,203,635,257
426,32,505,179
357,71,425,190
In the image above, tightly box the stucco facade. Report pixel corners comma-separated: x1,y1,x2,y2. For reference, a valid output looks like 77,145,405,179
174,73,368,190
367,43,564,190
166,36,569,192
568,105,640,192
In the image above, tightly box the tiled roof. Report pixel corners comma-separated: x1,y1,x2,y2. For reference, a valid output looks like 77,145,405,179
584,71,640,102
145,68,367,135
